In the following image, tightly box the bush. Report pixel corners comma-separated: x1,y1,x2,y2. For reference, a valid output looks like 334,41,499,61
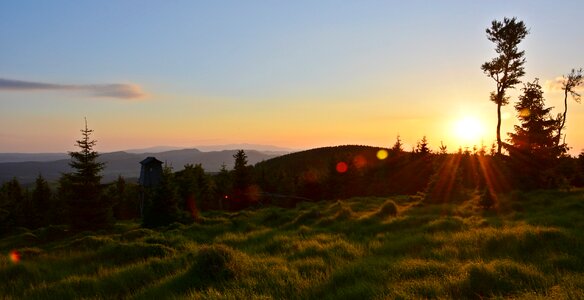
189,244,249,282
375,200,398,218
479,188,496,210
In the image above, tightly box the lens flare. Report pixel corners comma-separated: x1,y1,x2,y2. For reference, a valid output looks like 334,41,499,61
353,155,367,169
336,162,348,173
376,149,388,160
9,251,20,263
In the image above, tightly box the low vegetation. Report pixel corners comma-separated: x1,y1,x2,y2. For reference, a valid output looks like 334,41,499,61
1,189,583,299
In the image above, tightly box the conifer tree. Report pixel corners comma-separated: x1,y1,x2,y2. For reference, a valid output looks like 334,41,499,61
31,174,51,228
391,135,404,154
506,79,564,188
63,119,111,230
0,178,25,232
415,136,431,155
142,166,184,227
232,150,251,207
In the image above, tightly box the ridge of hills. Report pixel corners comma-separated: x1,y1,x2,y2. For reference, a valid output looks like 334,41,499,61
0,148,282,184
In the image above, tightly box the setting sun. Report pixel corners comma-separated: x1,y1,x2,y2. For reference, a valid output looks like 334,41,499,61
453,116,485,144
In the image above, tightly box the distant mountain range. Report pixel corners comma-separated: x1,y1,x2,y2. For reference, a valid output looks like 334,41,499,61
0,148,287,184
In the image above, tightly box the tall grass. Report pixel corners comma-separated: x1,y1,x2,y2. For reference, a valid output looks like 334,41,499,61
0,190,582,299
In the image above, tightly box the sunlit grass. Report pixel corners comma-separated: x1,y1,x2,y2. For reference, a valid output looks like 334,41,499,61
0,189,583,298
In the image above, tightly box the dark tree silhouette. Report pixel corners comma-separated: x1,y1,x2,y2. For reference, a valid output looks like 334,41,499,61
175,163,208,218
232,150,251,208
415,136,431,155
481,17,528,155
31,174,51,228
142,166,184,228
439,141,448,155
0,178,25,233
63,119,111,230
557,68,583,146
391,135,404,154
506,79,564,188
213,163,232,210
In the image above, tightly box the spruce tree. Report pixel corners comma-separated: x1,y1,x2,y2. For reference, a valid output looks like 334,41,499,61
64,119,111,230
142,166,183,228
31,174,51,228
506,79,564,188
232,150,251,208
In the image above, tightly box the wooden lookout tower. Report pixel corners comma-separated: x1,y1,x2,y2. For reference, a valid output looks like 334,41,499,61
139,157,163,187
138,156,163,216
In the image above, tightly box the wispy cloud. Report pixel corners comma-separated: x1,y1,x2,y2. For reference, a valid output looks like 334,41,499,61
0,78,147,99
544,76,584,93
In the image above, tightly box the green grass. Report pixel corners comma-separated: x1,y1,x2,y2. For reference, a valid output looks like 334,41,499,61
1,189,583,299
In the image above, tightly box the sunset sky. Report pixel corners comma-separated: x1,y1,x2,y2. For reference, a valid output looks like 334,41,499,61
1,1,583,154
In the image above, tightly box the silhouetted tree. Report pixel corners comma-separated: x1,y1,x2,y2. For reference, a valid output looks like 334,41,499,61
479,188,496,210
556,68,583,146
391,135,404,154
0,178,26,233
31,174,51,228
232,150,251,208
506,79,564,188
213,163,232,210
175,163,208,217
107,176,140,220
415,136,431,155
439,141,448,155
63,119,111,230
142,166,185,227
481,17,528,155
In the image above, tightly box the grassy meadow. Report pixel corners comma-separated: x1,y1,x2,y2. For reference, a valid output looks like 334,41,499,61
1,189,583,299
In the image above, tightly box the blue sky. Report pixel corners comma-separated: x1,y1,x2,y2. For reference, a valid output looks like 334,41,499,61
1,1,583,153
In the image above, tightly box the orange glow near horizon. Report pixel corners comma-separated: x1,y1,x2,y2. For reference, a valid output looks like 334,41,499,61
452,116,486,146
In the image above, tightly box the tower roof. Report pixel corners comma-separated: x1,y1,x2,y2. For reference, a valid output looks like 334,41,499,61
139,156,163,165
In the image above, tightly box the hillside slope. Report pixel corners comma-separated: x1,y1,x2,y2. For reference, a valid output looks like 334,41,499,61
1,190,582,299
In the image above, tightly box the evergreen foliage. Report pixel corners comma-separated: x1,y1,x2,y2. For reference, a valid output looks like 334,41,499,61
506,79,565,189
30,175,51,228
479,188,496,210
63,119,111,230
415,136,431,155
0,178,26,233
391,135,404,154
232,150,252,209
142,166,185,228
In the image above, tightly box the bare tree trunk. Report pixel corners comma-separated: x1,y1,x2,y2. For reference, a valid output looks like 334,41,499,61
557,88,569,146
497,103,502,155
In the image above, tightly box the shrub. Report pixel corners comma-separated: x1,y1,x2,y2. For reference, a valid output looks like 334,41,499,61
375,200,398,218
189,244,249,282
479,188,496,210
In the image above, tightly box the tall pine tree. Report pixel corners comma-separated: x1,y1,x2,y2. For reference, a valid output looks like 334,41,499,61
63,119,111,230
506,79,564,189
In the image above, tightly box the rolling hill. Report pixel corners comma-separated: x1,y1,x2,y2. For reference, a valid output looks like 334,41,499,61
0,149,281,184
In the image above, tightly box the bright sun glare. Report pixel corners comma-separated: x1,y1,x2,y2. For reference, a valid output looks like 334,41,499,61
454,117,485,144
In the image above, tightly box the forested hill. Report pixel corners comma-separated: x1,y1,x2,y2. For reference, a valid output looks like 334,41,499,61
0,149,279,184
255,145,388,174
253,145,435,200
